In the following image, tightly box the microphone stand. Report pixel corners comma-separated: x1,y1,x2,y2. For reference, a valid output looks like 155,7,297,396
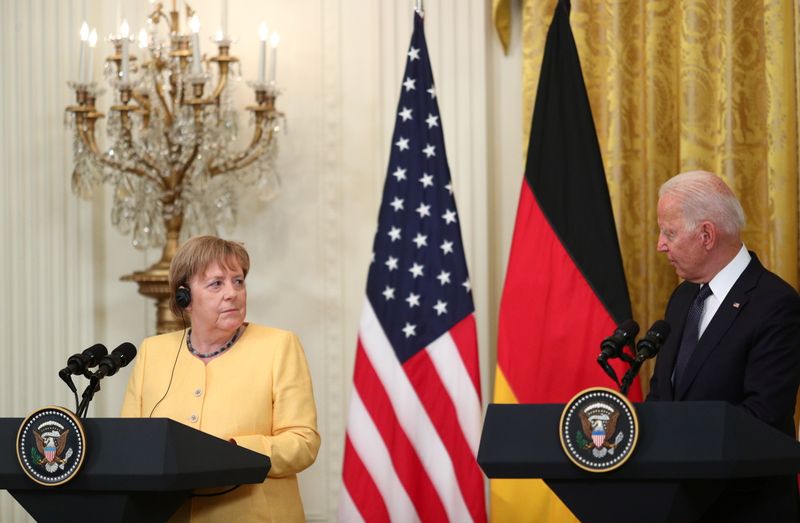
597,343,637,393
620,357,644,396
76,375,102,418
597,355,622,390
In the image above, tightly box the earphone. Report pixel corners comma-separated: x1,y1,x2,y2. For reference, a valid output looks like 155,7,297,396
176,285,191,309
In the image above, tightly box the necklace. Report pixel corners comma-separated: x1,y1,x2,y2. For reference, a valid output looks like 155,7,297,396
187,327,241,359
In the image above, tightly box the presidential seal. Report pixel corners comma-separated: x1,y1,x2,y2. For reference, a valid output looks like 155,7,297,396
559,387,638,473
16,406,86,486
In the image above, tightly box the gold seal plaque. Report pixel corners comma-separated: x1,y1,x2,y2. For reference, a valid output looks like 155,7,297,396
16,406,87,486
559,387,639,473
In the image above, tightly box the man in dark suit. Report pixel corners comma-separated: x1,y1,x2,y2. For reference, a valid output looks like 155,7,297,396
647,171,800,522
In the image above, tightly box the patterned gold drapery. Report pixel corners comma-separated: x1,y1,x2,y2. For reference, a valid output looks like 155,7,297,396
496,0,800,391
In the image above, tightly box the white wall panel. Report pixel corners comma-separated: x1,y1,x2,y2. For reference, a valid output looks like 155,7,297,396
0,0,96,519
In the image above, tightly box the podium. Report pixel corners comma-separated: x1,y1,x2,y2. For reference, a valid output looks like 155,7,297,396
0,418,270,522
478,401,800,523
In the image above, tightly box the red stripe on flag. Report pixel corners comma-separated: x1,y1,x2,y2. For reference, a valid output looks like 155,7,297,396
352,341,449,522
448,314,482,399
498,182,639,403
342,435,390,523
403,347,488,523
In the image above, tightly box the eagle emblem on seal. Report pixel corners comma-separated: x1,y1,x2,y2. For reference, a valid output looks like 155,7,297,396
32,427,73,471
577,402,625,457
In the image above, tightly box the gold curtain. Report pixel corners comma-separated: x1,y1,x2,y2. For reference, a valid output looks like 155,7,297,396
496,0,800,393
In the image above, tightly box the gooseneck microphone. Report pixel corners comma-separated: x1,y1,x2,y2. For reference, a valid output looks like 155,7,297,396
93,342,137,380
77,342,137,418
58,344,108,393
620,320,671,396
634,320,671,362
597,320,639,388
598,319,639,363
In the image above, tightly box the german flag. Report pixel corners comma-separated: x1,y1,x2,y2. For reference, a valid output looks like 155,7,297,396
491,1,640,520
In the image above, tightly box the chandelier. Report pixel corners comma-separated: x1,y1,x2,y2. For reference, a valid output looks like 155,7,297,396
65,1,283,333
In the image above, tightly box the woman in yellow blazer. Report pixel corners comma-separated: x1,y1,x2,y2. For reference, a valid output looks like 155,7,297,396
121,235,320,522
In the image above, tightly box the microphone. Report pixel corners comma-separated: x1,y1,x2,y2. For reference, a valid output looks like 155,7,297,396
59,344,108,393
598,319,639,362
93,342,137,380
634,320,671,362
619,320,671,396
597,320,639,388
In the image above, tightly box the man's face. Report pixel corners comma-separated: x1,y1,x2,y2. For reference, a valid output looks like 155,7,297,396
657,195,708,282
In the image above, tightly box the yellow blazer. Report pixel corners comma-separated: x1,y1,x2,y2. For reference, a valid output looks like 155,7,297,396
121,323,321,522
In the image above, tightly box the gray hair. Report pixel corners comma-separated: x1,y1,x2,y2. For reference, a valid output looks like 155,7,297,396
659,171,745,236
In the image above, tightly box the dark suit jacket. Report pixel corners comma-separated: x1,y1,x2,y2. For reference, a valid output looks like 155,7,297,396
647,253,800,522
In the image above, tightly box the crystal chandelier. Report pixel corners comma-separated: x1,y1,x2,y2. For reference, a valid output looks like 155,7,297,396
65,1,284,333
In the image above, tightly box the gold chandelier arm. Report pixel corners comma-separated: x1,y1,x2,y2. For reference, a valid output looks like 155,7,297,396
132,91,151,113
207,134,261,175
71,112,98,154
78,117,164,189
124,97,171,177
148,4,172,31
207,69,228,103
216,135,272,173
85,143,163,189
208,110,278,175
152,75,175,127
173,142,200,190
130,144,166,183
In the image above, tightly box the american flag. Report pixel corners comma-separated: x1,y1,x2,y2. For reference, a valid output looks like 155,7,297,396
339,10,486,523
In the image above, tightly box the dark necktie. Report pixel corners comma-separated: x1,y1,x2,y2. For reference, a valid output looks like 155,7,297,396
673,284,713,389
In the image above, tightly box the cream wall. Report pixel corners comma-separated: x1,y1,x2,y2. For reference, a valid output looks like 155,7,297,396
0,0,523,520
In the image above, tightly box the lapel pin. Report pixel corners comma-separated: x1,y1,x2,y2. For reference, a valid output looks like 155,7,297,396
732,302,741,309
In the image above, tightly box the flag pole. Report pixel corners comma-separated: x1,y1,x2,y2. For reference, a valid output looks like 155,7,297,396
415,0,424,16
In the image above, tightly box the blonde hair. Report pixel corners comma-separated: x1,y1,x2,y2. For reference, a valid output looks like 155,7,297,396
659,170,745,236
168,236,250,316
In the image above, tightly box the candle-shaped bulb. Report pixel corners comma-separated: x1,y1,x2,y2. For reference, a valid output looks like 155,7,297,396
215,28,224,42
78,22,89,82
120,19,130,82
138,28,148,49
120,19,130,38
257,23,268,83
190,14,201,34
190,15,202,74
268,32,279,83
221,0,228,36
85,28,97,83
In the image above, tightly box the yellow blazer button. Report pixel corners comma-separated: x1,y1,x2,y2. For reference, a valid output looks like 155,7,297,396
194,388,202,397
189,414,198,423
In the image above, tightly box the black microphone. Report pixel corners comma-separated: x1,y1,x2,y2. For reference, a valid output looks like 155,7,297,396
59,344,108,393
93,342,137,380
598,319,639,362
634,320,671,362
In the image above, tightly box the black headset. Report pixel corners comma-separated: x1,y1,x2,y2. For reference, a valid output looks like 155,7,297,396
176,285,191,309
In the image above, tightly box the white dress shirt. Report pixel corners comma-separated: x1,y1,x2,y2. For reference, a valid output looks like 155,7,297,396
698,244,751,337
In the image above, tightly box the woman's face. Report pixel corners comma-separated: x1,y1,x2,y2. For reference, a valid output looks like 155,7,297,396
186,259,247,335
